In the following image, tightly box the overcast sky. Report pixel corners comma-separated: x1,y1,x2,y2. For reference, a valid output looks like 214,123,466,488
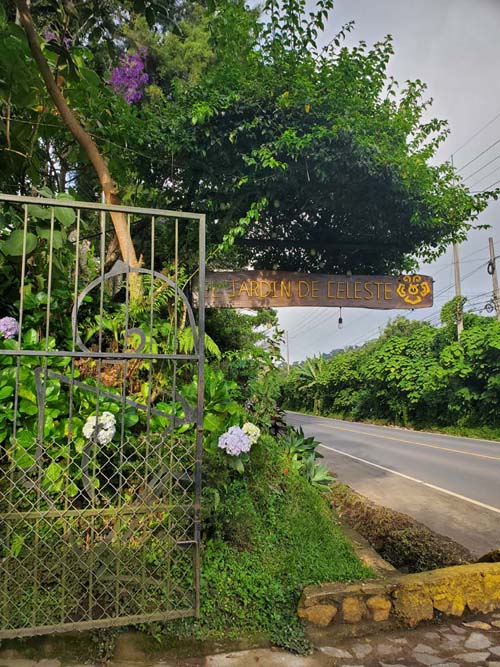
279,0,500,362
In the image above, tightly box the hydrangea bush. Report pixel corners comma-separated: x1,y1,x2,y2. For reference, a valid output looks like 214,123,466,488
218,426,251,456
82,411,117,445
242,422,260,445
0,316,19,339
217,421,261,475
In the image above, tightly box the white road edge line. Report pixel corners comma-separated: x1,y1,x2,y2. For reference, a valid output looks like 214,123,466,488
319,443,500,516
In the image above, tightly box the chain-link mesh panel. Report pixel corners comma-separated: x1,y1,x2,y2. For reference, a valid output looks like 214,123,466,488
0,195,206,637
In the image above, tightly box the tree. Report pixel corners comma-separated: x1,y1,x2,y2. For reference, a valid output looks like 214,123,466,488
1,0,496,279
111,0,492,274
13,0,140,294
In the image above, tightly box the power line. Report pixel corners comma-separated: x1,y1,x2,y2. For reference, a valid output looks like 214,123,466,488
462,152,500,182
291,306,343,342
451,110,500,157
482,176,500,191
289,308,326,339
456,137,500,173
1,114,164,163
468,163,500,189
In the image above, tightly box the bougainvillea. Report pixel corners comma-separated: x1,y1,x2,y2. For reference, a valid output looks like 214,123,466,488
109,49,149,104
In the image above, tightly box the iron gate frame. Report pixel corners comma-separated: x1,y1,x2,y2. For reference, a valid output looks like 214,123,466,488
0,194,206,638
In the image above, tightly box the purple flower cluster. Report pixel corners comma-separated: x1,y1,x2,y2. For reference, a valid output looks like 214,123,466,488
0,317,19,339
218,426,252,457
109,49,149,104
43,28,71,49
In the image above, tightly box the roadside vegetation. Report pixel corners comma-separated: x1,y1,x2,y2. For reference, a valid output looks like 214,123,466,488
0,0,497,656
330,482,472,573
282,299,500,439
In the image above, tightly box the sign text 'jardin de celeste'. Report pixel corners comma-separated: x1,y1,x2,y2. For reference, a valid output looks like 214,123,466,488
205,271,433,309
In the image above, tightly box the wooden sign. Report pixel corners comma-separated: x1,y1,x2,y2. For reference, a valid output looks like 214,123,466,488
205,271,433,309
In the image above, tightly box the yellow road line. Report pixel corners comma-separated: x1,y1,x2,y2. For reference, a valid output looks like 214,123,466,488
324,423,500,462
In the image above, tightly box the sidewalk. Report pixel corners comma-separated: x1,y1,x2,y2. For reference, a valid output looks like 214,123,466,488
1,612,500,667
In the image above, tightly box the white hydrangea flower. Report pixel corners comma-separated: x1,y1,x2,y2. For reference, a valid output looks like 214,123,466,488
242,422,260,445
218,426,252,456
83,411,116,445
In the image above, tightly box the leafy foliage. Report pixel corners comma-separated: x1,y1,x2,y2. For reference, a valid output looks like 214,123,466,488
163,437,371,652
0,0,495,274
280,426,333,488
283,305,500,430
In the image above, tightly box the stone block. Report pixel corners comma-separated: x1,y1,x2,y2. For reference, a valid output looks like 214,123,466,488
366,595,392,622
342,597,367,624
427,577,466,616
297,604,337,627
392,586,433,627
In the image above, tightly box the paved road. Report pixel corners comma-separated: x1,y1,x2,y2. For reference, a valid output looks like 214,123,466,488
286,412,500,556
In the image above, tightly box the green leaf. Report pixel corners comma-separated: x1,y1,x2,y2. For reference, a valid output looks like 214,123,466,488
2,229,37,256
124,410,139,427
45,461,63,483
228,456,245,473
0,385,14,400
19,399,38,415
67,482,79,497
22,329,39,346
12,444,35,469
203,413,225,433
10,533,24,558
54,206,76,227
28,204,52,221
36,227,65,249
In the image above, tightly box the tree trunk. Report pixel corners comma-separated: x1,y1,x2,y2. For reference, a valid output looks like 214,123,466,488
15,0,142,296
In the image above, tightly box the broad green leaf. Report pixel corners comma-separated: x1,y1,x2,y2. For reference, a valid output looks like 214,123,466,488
12,445,35,469
22,329,39,346
54,206,76,227
2,230,37,256
228,456,245,473
45,461,63,483
19,399,38,415
36,227,65,249
0,385,14,400
28,204,52,221
203,413,225,433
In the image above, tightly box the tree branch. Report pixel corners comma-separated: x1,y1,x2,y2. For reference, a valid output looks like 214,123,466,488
15,0,140,274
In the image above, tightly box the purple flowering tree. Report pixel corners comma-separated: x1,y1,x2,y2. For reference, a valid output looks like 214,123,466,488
15,0,142,288
109,49,149,105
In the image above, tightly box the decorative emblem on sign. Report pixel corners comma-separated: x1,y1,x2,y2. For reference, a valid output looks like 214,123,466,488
396,275,432,306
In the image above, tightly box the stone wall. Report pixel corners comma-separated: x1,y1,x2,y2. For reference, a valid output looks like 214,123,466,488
298,562,500,637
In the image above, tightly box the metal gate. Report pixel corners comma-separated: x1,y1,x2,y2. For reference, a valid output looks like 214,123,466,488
0,194,205,637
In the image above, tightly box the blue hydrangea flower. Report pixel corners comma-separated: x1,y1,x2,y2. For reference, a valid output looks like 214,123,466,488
0,317,19,339
218,426,252,456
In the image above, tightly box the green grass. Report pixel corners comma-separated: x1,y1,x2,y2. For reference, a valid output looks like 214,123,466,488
160,438,372,653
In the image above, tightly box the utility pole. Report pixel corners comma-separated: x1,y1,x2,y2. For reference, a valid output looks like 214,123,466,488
453,243,464,338
488,237,500,321
285,330,290,374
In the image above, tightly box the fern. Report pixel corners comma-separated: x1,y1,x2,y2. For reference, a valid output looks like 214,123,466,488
178,327,221,359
